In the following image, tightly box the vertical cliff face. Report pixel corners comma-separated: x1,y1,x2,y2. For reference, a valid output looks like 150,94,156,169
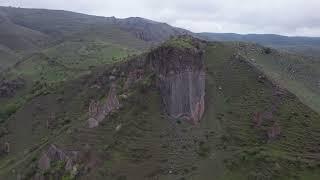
149,43,206,123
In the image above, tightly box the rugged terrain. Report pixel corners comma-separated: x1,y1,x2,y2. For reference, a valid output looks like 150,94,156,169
0,36,319,180
0,6,319,117
0,6,320,180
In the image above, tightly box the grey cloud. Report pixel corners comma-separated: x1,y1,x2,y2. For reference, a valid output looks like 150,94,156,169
0,0,319,36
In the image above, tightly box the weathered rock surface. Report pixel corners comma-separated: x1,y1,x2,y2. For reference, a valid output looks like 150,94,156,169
88,84,120,128
123,69,144,89
0,78,24,97
268,122,281,140
85,37,206,126
38,144,79,171
36,144,101,179
148,45,205,123
252,86,284,141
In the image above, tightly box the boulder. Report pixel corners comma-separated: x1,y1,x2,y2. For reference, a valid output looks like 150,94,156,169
88,118,99,128
38,153,51,171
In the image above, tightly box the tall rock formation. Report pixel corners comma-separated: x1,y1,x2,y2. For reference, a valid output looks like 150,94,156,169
148,42,206,124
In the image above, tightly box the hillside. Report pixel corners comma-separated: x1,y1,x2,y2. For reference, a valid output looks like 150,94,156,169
199,33,320,57
0,6,189,74
0,8,51,54
228,42,320,115
199,33,320,115
115,17,190,42
0,6,320,180
0,36,319,180
0,46,19,72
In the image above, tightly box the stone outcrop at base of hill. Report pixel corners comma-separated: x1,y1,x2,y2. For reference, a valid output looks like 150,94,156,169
36,144,100,179
148,43,206,124
38,144,79,171
88,84,120,128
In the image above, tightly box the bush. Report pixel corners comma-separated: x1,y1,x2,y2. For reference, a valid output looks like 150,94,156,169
1,103,19,118
197,143,211,157
264,47,272,54
62,174,74,180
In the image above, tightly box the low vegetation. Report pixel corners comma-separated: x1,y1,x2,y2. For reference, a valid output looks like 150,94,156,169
0,6,320,180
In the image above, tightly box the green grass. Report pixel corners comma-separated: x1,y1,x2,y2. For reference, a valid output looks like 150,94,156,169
1,39,320,180
235,43,320,114
201,43,320,179
8,40,138,83
162,36,195,49
0,49,20,72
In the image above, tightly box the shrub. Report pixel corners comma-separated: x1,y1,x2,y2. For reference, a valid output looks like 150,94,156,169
197,143,211,157
1,103,20,118
264,47,272,54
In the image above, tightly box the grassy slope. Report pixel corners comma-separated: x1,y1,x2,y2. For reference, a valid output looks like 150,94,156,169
2,41,320,179
0,9,150,175
0,18,51,54
9,40,136,83
3,23,149,82
202,43,320,179
199,33,320,57
0,24,149,178
234,43,320,115
0,6,107,38
0,47,19,72
0,22,148,111
0,6,151,74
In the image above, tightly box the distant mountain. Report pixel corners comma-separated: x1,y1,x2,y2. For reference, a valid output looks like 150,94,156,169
115,17,191,42
0,6,191,73
0,6,188,50
199,33,320,57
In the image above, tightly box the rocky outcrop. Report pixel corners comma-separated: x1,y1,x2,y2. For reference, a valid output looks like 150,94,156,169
36,144,101,179
267,122,281,140
86,37,206,125
88,84,120,128
0,142,10,156
148,44,205,124
252,86,284,141
0,78,24,97
38,144,79,171
123,69,144,89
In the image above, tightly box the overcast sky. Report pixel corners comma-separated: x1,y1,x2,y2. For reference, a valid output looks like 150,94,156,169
1,0,320,37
